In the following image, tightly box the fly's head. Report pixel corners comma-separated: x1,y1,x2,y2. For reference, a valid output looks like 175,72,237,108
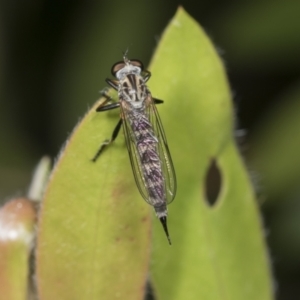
112,58,148,108
111,58,143,81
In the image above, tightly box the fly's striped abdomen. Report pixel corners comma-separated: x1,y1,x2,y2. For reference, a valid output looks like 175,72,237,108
127,110,166,210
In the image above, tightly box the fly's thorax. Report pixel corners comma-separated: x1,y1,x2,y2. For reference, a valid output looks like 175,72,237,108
119,73,149,109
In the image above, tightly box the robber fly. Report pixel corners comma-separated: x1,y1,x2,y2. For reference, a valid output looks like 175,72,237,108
92,55,176,244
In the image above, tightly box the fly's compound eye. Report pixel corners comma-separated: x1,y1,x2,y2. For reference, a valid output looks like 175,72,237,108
111,59,145,77
111,61,126,77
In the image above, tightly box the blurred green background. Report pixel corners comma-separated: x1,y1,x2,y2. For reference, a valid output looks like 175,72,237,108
0,1,299,299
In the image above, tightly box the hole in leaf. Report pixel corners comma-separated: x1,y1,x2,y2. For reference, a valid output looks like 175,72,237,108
204,158,222,206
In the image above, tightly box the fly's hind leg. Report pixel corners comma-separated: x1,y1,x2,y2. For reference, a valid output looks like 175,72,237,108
91,119,123,162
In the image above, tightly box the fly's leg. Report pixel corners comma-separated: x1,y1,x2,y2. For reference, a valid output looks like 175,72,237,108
106,78,118,90
96,102,120,112
92,87,121,162
143,70,151,82
96,88,120,111
153,98,164,105
92,119,123,162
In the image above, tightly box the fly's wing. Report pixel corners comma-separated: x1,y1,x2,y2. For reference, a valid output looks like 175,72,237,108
120,98,176,205
148,99,177,204
120,102,150,202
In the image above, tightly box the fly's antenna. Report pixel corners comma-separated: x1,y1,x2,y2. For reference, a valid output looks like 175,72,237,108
122,48,130,65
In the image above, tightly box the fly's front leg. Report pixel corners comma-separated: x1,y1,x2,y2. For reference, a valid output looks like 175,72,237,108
96,88,120,111
143,70,151,82
92,119,123,162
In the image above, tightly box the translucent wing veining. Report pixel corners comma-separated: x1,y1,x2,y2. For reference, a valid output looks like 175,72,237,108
120,97,176,207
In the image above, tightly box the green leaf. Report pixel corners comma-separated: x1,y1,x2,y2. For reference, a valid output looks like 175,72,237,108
148,7,273,300
36,7,273,300
36,94,152,299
